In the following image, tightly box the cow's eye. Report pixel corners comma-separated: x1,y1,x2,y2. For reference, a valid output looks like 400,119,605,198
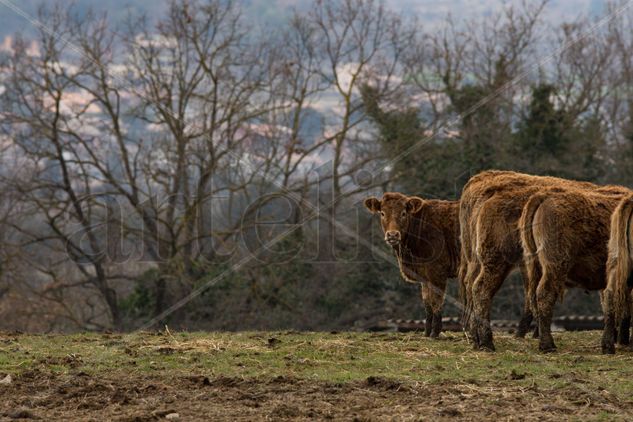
401,211,406,217
380,211,385,217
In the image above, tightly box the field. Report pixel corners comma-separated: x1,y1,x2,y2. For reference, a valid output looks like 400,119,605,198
1,330,633,420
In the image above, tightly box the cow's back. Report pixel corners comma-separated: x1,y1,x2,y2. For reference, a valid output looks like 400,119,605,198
532,190,625,290
460,171,626,266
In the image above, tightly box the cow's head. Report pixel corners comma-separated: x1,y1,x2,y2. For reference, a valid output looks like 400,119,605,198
363,192,424,247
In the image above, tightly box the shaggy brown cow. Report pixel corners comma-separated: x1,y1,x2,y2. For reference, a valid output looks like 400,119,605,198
364,192,534,338
364,192,458,337
520,188,631,352
601,194,633,354
460,170,629,351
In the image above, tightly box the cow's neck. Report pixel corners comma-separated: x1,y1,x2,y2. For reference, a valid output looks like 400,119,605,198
399,213,427,260
392,201,461,279
393,243,421,283
393,218,426,283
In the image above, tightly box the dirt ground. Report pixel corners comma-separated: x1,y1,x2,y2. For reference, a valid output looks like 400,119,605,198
3,370,632,421
2,331,633,420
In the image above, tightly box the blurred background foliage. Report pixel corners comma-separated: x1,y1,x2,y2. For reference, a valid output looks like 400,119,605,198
0,0,631,331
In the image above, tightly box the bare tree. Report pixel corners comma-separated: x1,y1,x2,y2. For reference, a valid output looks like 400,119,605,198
406,1,546,169
0,7,130,327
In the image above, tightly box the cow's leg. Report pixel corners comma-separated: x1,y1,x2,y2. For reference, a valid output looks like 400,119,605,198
516,310,533,339
618,310,630,346
601,288,617,354
624,292,633,352
527,276,541,339
424,304,433,337
603,318,617,354
536,268,563,353
461,260,481,347
471,264,510,352
427,279,447,338
602,287,629,353
516,264,535,338
421,284,433,337
602,315,617,354
431,310,443,338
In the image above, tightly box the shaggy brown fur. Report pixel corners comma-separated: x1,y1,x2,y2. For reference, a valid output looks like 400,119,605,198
520,188,630,352
601,194,633,354
460,170,629,351
364,192,460,337
365,192,534,338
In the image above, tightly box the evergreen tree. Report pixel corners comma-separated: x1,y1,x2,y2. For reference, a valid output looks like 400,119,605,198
360,84,464,198
515,83,607,182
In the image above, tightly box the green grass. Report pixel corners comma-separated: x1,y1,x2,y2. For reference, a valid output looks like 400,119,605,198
2,330,633,394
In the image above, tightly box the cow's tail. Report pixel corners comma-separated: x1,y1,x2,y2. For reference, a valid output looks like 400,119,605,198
458,196,475,329
519,193,550,317
608,194,633,323
458,195,472,286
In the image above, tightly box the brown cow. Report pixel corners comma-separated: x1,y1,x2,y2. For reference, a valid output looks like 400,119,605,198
520,188,630,352
601,194,633,354
364,192,534,338
364,192,458,337
460,170,629,351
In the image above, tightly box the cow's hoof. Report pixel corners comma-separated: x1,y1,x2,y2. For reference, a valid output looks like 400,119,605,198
602,344,616,355
477,338,495,352
515,323,530,339
539,344,557,353
479,344,495,352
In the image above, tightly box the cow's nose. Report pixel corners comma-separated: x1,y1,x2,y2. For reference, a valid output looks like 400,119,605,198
385,231,400,244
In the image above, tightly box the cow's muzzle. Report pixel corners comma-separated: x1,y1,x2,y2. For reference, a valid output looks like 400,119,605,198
385,230,401,246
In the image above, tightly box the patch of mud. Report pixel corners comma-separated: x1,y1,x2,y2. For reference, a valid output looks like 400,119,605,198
364,375,409,391
1,370,632,421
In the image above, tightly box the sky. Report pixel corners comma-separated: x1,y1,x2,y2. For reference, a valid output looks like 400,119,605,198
0,0,611,42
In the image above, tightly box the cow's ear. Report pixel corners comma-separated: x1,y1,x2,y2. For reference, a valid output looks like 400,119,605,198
406,196,424,214
364,197,381,213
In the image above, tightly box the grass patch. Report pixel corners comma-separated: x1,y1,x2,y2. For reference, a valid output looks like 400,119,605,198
2,330,633,390
3,330,633,420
